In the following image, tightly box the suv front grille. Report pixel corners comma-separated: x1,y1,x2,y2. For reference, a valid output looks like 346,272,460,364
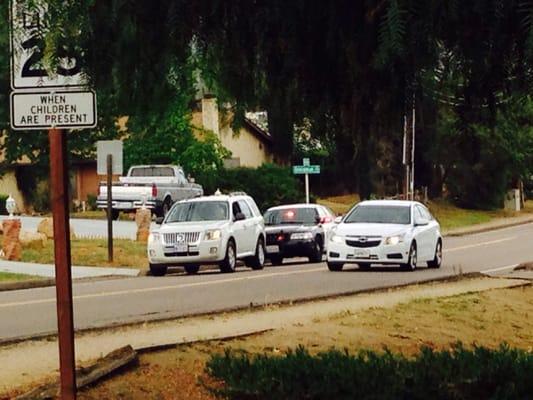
345,237,381,248
163,232,201,245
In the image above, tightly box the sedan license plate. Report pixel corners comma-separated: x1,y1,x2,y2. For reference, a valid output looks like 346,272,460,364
266,245,279,254
174,243,188,253
354,249,370,259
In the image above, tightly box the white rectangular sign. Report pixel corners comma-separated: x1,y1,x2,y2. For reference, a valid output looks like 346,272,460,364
97,140,124,175
10,0,87,90
10,91,97,130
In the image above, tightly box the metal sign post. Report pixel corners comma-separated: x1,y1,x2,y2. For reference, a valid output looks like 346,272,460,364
106,154,113,262
49,128,77,400
293,159,321,203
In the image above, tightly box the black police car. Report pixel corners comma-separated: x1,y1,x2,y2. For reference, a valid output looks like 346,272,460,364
263,204,335,265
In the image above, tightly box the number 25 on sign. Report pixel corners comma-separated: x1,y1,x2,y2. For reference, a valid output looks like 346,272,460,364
10,0,87,90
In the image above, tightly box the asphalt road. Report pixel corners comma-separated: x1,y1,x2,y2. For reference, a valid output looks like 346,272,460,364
0,223,532,341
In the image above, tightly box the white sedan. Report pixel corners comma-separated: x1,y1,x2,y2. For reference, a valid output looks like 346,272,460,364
327,200,442,271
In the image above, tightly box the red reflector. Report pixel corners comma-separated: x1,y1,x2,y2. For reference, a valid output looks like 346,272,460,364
151,183,157,197
320,216,333,224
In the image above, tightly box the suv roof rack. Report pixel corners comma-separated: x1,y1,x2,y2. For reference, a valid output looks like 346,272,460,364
229,191,247,196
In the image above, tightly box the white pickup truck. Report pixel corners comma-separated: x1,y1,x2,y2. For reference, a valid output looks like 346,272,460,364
97,165,203,219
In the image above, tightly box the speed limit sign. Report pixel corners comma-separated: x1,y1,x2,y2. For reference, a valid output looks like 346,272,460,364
10,0,87,90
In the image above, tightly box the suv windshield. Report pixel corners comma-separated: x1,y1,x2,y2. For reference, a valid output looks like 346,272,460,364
344,205,411,225
264,208,318,226
166,201,229,223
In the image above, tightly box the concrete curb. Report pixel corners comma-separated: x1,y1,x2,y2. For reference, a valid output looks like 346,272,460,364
443,218,533,237
0,279,55,292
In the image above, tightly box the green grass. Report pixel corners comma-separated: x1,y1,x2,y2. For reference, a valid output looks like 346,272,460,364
0,271,36,282
20,238,148,269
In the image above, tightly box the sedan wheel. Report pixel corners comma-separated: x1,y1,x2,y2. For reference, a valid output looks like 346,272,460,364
327,261,344,271
427,240,443,268
401,243,417,271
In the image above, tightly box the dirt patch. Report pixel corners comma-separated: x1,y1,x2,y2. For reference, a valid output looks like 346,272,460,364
75,284,533,400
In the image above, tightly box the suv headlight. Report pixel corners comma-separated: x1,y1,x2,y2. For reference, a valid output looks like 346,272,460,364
205,229,221,241
384,234,405,245
290,232,313,240
148,232,160,243
330,234,344,244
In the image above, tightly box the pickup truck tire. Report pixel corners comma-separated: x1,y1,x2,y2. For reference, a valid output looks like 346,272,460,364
184,264,200,274
220,240,237,273
149,264,167,276
245,237,265,270
156,198,173,218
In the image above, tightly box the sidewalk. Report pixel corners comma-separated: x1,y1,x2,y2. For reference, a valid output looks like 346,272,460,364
443,214,533,236
0,259,140,279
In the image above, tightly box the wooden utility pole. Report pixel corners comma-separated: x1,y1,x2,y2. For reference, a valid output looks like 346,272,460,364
49,128,77,400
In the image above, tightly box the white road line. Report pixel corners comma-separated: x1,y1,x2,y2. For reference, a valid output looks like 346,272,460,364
445,237,515,253
480,264,519,274
0,267,326,309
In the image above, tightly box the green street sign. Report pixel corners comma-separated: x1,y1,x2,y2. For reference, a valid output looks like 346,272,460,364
303,158,310,166
293,165,320,174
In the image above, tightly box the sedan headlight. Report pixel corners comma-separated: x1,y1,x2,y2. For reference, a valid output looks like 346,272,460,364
384,234,405,245
291,232,313,240
205,229,221,241
148,232,160,242
330,234,344,244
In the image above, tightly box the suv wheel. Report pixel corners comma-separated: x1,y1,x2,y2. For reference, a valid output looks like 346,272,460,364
220,240,237,273
184,264,200,275
246,237,265,270
327,261,344,271
149,263,167,276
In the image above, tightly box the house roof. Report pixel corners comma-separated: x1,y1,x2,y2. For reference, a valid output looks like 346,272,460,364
243,115,273,145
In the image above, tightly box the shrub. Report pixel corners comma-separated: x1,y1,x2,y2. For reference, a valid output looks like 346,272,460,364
32,181,50,213
0,194,8,215
206,344,533,399
86,194,97,211
198,163,304,212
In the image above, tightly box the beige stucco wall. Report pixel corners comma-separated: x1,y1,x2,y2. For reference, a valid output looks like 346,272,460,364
0,171,27,213
219,125,272,168
191,100,273,168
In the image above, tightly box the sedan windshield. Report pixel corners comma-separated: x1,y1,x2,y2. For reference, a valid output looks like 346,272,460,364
264,208,318,226
166,201,229,223
344,205,411,225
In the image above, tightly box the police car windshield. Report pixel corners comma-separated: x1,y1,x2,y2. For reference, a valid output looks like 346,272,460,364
264,208,317,226
166,201,229,222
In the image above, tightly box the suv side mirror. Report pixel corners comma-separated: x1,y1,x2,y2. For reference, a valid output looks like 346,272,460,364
155,217,164,225
334,216,343,224
234,212,246,221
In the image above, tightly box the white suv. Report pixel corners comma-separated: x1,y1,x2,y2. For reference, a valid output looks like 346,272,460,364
147,194,266,275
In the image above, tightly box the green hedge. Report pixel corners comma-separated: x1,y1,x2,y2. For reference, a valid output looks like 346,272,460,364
198,163,305,212
206,344,533,399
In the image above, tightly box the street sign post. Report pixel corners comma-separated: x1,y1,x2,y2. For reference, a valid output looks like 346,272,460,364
97,140,124,263
292,160,320,203
9,1,95,398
